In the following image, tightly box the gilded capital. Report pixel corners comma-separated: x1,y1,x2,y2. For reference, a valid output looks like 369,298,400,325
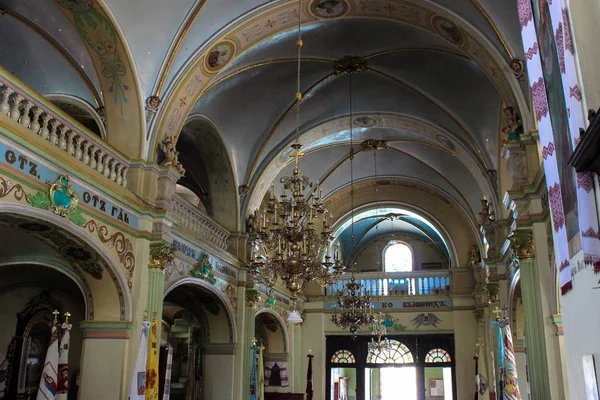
509,230,535,259
474,309,485,324
149,243,175,270
245,289,261,308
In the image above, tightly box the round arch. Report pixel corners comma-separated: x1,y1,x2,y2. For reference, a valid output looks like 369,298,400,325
0,203,132,321
179,114,239,231
0,256,92,320
148,0,529,163
330,198,465,269
45,93,107,140
164,277,238,344
255,307,290,354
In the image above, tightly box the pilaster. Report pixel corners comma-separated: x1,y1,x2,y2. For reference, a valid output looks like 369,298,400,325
511,230,552,399
147,242,175,344
243,289,260,400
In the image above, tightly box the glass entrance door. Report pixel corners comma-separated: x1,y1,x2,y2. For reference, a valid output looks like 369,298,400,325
364,367,417,400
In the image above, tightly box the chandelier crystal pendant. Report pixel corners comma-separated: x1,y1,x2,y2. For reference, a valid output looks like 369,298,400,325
247,0,344,299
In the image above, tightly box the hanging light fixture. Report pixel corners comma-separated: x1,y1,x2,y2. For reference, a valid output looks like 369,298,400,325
331,70,375,336
368,312,391,352
247,0,344,300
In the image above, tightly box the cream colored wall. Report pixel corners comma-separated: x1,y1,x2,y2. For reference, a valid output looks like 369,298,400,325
560,256,600,400
79,337,127,399
353,233,446,272
204,353,236,399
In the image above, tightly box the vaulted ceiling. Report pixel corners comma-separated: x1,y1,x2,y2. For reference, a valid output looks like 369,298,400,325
0,0,531,233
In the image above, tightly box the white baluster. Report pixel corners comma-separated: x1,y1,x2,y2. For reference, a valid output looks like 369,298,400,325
89,146,98,169
10,94,23,121
39,114,51,140
74,136,84,160
110,160,118,181
82,142,91,165
121,167,128,188
30,107,43,134
66,131,76,155
48,120,58,145
103,156,112,178
0,86,12,116
57,125,67,150
115,164,123,186
96,150,105,173
20,100,33,128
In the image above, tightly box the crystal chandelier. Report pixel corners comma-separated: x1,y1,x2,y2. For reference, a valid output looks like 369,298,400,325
247,0,344,298
368,312,391,352
330,71,374,336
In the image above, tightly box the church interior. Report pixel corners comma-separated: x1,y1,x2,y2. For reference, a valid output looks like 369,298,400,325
0,0,599,399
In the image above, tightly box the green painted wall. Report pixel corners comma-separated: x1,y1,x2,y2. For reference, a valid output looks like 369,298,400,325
424,367,444,399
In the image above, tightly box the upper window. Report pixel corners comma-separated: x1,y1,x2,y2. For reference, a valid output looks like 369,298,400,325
366,339,414,364
384,242,413,272
425,348,451,363
331,349,356,364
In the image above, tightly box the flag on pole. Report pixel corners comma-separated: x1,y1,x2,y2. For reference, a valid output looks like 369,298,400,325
128,320,150,400
56,315,72,400
250,345,258,400
37,314,59,400
501,323,521,400
145,319,160,400
257,345,264,400
306,353,314,400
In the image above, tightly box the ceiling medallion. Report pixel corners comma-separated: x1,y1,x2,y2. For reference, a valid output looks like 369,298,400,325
353,116,377,127
332,56,368,75
361,139,387,152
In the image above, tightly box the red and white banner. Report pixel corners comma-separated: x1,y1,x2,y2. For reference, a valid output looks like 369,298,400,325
36,321,59,400
55,322,71,400
517,0,573,294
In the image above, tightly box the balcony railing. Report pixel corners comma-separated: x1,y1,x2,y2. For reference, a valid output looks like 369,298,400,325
326,271,452,297
170,194,230,251
0,72,128,187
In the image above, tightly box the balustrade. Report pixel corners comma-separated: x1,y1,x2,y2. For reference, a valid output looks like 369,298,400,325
0,78,128,188
327,271,452,297
170,194,230,251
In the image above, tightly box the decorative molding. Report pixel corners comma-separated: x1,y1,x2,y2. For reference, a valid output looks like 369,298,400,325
332,56,367,75
510,230,535,260
246,289,261,308
148,243,175,270
474,308,485,324
190,253,216,284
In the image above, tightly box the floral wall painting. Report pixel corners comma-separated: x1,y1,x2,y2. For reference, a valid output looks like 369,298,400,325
312,0,347,18
205,42,235,72
583,355,600,400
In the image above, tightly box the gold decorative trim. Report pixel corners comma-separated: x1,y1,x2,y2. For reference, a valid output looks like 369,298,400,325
509,230,535,260
154,0,208,96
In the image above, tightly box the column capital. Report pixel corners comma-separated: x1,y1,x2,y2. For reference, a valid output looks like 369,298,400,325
148,242,175,270
510,229,536,259
245,289,261,308
474,308,485,324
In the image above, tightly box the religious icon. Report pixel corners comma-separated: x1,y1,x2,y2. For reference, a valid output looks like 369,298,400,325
57,365,69,392
137,371,146,395
206,42,234,71
42,372,57,395
431,16,465,46
312,0,347,18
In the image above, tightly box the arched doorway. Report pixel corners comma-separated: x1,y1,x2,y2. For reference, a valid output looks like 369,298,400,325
255,309,289,393
0,208,131,399
162,279,237,400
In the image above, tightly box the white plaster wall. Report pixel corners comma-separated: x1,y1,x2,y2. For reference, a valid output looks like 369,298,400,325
560,257,600,400
204,353,236,400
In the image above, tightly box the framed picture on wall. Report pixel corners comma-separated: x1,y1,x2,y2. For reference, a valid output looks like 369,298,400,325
583,355,599,400
430,379,445,397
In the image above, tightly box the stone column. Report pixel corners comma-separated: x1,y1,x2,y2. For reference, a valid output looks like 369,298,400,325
147,242,175,344
511,230,552,399
243,289,260,400
78,321,132,400
293,324,303,392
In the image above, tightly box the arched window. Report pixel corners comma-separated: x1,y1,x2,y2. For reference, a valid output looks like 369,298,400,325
425,348,451,363
331,349,356,364
384,241,413,272
366,339,414,364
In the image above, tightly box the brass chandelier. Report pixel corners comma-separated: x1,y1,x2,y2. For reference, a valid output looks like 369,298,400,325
330,71,375,336
247,0,344,298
